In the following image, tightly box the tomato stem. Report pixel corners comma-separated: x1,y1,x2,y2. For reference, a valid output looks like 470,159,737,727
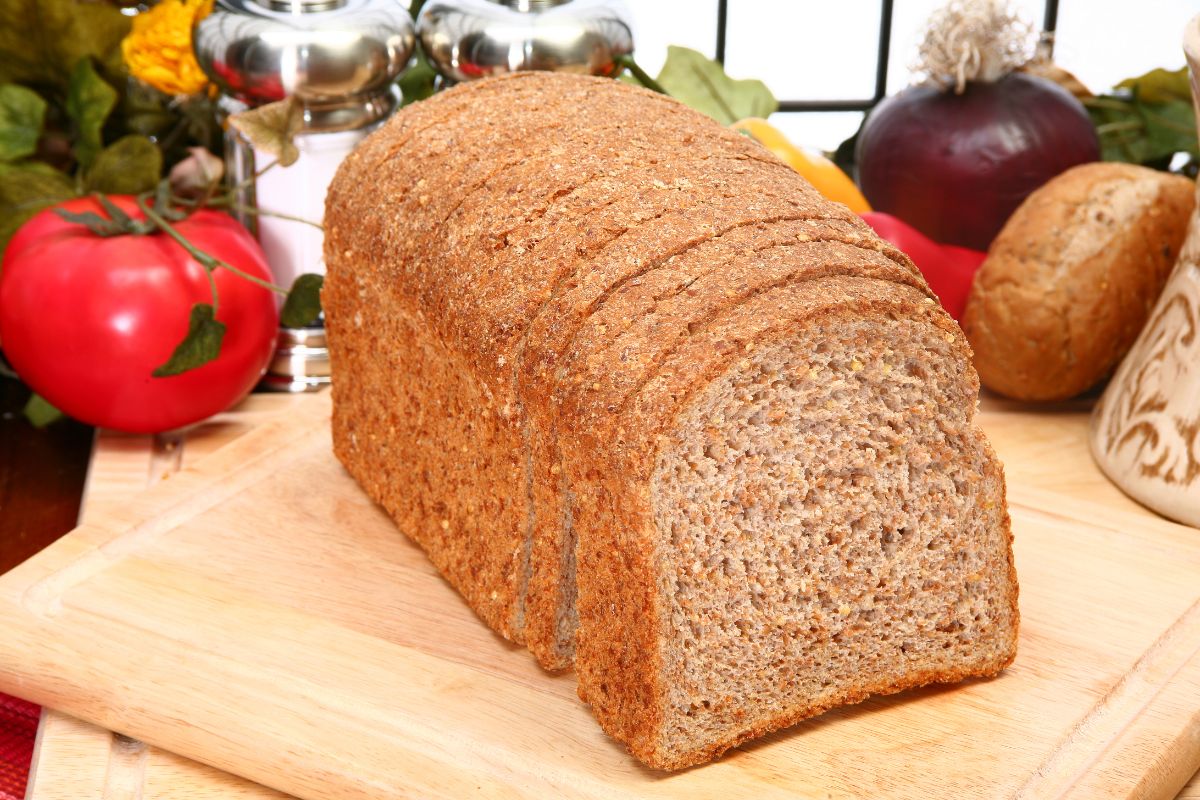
204,262,220,315
229,202,324,231
136,196,287,298
614,55,667,95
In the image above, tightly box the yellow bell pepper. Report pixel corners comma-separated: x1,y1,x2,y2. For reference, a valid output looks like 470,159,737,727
732,118,871,213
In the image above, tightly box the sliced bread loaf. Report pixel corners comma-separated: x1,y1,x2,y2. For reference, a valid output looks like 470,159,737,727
324,72,1018,769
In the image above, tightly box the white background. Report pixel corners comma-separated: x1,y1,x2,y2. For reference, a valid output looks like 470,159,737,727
625,0,1199,151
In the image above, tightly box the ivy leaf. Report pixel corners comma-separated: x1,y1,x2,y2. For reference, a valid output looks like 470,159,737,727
23,393,63,428
229,97,302,167
0,0,131,90
85,134,163,194
152,303,226,377
1117,66,1191,105
0,85,46,162
280,273,324,328
0,160,74,254
66,57,118,170
654,45,777,126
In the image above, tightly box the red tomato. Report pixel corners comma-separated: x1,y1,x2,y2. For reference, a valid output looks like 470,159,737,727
0,195,279,433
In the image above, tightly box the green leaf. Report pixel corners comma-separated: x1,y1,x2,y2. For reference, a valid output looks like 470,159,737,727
280,273,324,328
654,45,778,126
0,84,46,161
152,303,226,377
1088,95,1198,168
66,57,118,170
1137,100,1198,162
1117,66,1191,104
53,207,126,236
228,97,302,167
23,393,63,428
85,134,163,194
399,49,437,107
0,0,131,89
0,160,74,254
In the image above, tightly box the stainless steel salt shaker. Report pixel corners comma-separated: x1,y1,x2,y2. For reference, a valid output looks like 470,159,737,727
417,0,633,83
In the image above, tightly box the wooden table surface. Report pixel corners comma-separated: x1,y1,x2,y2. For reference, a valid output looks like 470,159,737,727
0,377,92,577
2,384,1198,798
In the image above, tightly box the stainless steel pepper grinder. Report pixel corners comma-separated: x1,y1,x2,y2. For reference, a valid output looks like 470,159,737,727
417,0,633,82
194,0,415,392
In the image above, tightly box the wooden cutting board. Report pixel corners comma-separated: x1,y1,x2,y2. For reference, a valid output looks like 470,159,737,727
2,391,1199,799
27,393,302,800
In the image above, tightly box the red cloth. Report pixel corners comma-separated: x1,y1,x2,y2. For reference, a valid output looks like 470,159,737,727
0,693,36,800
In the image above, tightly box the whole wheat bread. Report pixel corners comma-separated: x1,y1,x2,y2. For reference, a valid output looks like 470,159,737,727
323,72,1018,770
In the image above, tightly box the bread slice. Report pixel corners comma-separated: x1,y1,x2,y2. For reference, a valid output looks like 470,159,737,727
565,276,1018,769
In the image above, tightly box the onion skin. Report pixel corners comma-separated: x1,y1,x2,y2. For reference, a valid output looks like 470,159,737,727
856,72,1101,251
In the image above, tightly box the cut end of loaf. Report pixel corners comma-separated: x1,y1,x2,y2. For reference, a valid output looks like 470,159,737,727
616,313,1017,770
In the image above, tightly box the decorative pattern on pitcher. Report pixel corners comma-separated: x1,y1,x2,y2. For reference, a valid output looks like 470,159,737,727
1096,255,1200,489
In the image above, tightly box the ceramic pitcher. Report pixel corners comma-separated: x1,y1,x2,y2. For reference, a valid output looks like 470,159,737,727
1089,15,1200,529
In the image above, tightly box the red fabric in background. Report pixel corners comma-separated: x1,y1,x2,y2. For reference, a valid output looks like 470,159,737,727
0,693,36,800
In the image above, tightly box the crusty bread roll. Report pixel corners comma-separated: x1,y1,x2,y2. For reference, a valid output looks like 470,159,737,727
963,162,1195,401
324,73,1018,770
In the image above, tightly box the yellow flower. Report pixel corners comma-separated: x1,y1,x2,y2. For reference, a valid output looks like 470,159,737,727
122,0,215,96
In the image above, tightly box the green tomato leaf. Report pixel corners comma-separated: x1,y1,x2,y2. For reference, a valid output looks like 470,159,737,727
228,97,302,167
1088,94,1198,168
654,45,778,126
0,84,46,162
1137,100,1198,163
67,57,118,170
0,0,131,89
53,207,127,236
399,49,437,107
1117,66,1191,105
0,160,74,254
85,134,163,195
280,273,324,328
23,393,63,428
152,303,227,378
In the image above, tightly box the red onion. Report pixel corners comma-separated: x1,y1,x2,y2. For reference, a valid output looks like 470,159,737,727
855,1,1100,251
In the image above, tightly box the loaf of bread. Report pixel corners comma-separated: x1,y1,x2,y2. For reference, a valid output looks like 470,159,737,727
324,72,1018,770
963,162,1195,401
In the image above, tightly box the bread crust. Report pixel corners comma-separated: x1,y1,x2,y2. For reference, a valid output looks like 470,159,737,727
963,162,1195,401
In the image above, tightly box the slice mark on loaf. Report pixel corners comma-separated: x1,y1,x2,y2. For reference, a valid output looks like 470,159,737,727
528,227,936,665
437,151,795,284
566,276,1016,769
454,152,792,253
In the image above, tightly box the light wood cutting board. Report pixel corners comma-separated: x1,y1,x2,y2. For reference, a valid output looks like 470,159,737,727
27,394,301,800
2,391,1198,799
